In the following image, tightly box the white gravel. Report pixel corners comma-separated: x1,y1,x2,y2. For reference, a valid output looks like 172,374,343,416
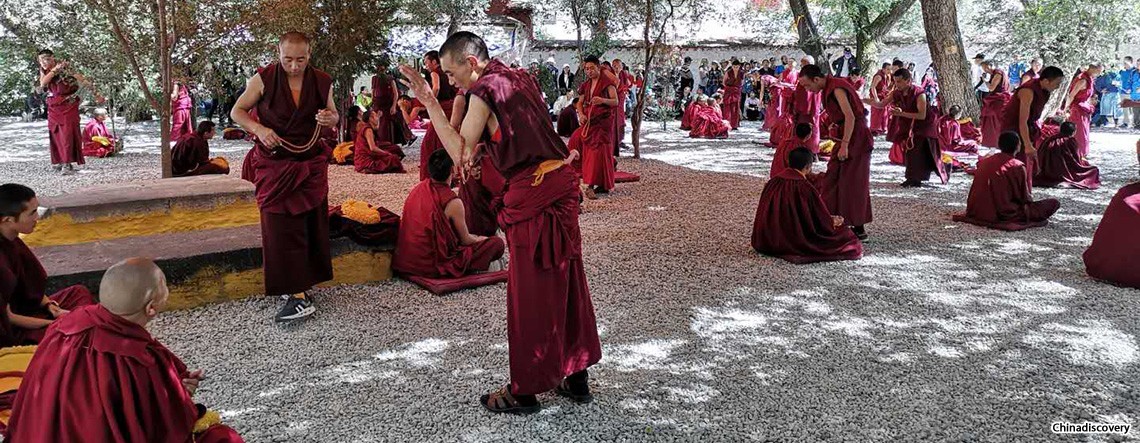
3,117,1139,442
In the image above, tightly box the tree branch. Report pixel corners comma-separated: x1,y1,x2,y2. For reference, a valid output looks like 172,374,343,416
867,0,918,42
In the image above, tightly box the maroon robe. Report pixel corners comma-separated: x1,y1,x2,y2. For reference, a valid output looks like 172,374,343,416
468,59,601,396
614,69,634,155
680,100,699,131
5,305,243,443
1001,78,1051,182
792,83,822,153
722,66,744,129
1033,134,1100,189
171,85,194,142
1083,182,1140,289
419,122,444,181
889,85,946,184
353,126,405,174
393,181,506,278
557,104,580,137
459,151,506,237
1066,71,1096,159
241,62,334,296
980,71,1011,148
0,235,95,346
770,130,803,179
752,169,863,263
577,74,617,191
172,133,228,177
819,77,874,227
81,119,115,158
372,74,415,145
938,116,980,154
689,104,731,139
762,76,783,132
869,71,891,135
953,152,1060,230
43,73,84,165
766,85,795,149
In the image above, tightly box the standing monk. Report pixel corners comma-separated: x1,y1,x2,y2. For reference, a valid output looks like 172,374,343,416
399,32,601,414
613,59,634,156
722,59,745,130
868,63,892,135
232,32,338,323
872,68,946,187
366,58,406,160
798,64,874,240
171,81,194,142
792,56,822,153
1065,63,1101,159
979,60,1012,148
576,55,619,195
36,49,95,175
1000,66,1067,184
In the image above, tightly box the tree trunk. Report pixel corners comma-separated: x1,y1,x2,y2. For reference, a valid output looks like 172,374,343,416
919,0,978,118
851,0,916,79
157,0,173,178
787,0,828,74
631,0,653,159
447,14,461,35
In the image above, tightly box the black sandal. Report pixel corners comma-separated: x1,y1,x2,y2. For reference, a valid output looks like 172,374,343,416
554,379,594,404
480,386,541,415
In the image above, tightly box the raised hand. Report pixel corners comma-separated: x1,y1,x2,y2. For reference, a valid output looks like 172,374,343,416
398,65,436,106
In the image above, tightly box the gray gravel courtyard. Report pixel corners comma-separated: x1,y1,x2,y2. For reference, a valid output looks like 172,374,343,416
2,117,1139,442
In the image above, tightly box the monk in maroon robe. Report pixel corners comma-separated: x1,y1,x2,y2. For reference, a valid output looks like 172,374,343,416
172,121,230,177
399,32,601,414
874,68,947,187
232,32,338,322
1021,58,1044,85
753,147,863,263
953,131,1060,230
368,61,407,160
354,110,405,174
690,96,731,139
765,85,796,148
36,49,89,173
81,108,117,158
0,184,96,346
171,81,194,142
979,61,1012,148
680,95,699,131
420,95,467,180
799,65,874,240
577,55,618,194
771,123,813,178
557,97,581,137
1083,161,1140,289
1001,66,1067,185
868,63,892,135
1033,121,1100,189
1065,64,1101,159
613,59,634,156
722,60,745,130
792,57,822,153
394,150,506,278
5,258,243,443
938,105,980,154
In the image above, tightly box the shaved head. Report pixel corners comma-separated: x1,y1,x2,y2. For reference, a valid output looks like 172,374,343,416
439,31,489,64
99,258,169,321
278,31,311,47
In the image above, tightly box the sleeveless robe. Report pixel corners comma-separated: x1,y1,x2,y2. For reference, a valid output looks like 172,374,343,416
980,71,1011,147
577,74,617,191
722,67,744,129
1066,71,1096,159
1001,78,1051,183
43,73,83,165
890,84,946,184
819,77,874,227
393,181,506,278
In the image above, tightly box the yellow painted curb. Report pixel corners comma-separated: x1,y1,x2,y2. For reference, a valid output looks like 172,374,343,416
22,200,261,248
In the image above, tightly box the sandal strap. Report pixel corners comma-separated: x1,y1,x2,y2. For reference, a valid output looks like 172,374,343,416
488,386,519,409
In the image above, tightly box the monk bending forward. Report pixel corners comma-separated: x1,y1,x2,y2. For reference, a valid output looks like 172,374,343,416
953,131,1060,230
6,258,244,442
752,147,863,263
172,121,230,177
232,32,338,322
400,31,602,414
393,149,506,278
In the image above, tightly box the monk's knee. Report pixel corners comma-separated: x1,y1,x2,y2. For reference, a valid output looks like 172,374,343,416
487,236,507,260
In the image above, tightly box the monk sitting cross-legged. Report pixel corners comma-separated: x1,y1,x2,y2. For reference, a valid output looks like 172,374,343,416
770,122,813,178
1082,143,1140,289
1033,121,1100,189
953,131,1060,230
5,258,244,442
354,110,406,174
0,184,96,346
81,108,118,158
752,147,863,263
172,121,230,177
393,149,506,278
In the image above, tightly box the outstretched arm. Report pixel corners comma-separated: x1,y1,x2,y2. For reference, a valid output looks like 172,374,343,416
399,64,486,165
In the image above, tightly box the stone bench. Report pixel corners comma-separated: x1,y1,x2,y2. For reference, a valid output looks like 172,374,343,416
27,177,393,310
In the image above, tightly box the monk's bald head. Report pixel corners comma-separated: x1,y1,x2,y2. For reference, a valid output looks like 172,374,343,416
277,31,312,77
438,31,489,90
99,258,169,319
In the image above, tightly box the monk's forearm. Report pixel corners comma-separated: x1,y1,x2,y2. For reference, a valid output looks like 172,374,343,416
9,312,51,329
423,98,467,162
231,107,265,133
843,121,854,145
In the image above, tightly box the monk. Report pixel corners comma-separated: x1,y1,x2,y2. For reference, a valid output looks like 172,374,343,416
419,95,467,180
979,60,1012,148
690,95,731,139
577,55,618,195
869,63,892,135
354,110,405,174
172,121,230,177
953,131,1060,230
399,31,601,414
556,96,580,137
792,56,822,153
938,105,980,154
171,80,194,141
884,60,907,165
722,59,745,130
1021,57,1044,84
613,59,634,155
393,150,506,278
1033,121,1100,189
232,31,338,322
1083,146,1140,289
0,183,96,346
873,68,946,187
368,58,406,160
424,50,459,115
1001,66,1067,184
752,147,863,263
5,258,244,442
771,122,813,178
680,90,699,131
37,49,95,174
798,64,874,240
81,108,117,158
1065,63,1101,159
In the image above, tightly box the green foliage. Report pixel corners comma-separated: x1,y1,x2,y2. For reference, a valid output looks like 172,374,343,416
972,0,1140,71
0,40,35,115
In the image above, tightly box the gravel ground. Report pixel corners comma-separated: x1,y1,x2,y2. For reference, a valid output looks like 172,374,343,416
3,117,1140,442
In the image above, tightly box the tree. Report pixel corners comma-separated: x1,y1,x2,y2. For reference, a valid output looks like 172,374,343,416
625,0,690,158
403,0,490,36
919,0,978,118
786,0,828,70
843,0,918,78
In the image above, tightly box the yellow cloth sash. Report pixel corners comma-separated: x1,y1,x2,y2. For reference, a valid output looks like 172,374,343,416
957,117,973,125
209,157,229,169
818,140,835,155
91,136,111,146
332,142,354,164
531,160,565,187
341,199,381,224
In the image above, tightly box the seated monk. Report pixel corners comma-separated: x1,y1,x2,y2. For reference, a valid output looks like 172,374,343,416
393,150,506,278
354,110,405,174
938,105,979,154
690,95,730,139
752,147,863,263
171,121,230,177
81,108,117,158
953,131,1060,230
0,183,96,346
1033,121,1100,189
1083,146,1140,289
557,97,580,137
771,122,813,178
5,258,244,442
397,95,427,130
679,90,697,131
